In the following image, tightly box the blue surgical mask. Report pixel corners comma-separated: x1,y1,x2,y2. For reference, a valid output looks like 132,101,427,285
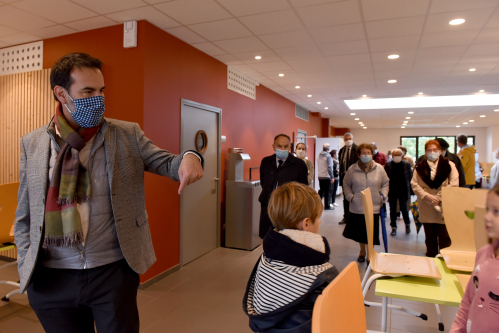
64,90,105,128
427,152,440,161
275,149,289,160
360,155,372,164
373,149,378,155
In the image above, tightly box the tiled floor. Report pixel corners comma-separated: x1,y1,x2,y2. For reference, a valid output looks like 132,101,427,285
0,201,458,332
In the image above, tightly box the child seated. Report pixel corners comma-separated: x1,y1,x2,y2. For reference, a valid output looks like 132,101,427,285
451,185,499,332
243,182,339,333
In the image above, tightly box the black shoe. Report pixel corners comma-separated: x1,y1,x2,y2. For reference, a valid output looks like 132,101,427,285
406,225,411,234
357,255,365,263
339,219,347,225
324,207,334,210
390,228,397,236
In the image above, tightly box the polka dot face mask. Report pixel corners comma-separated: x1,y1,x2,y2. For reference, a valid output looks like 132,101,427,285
64,91,105,128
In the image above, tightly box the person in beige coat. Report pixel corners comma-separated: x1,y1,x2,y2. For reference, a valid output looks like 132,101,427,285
411,140,459,258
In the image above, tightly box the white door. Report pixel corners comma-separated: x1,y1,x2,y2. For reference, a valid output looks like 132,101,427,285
180,99,221,265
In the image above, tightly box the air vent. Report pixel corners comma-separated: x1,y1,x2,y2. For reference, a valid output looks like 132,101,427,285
295,104,309,121
227,66,259,100
0,41,43,76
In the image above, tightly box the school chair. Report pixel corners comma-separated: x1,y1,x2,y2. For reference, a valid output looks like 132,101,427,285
312,262,382,333
440,187,488,272
360,188,442,331
0,182,22,301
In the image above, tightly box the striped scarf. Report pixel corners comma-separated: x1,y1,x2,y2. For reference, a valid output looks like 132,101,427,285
42,103,102,248
247,254,332,315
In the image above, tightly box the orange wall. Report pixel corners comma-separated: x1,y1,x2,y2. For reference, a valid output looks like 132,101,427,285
42,21,322,283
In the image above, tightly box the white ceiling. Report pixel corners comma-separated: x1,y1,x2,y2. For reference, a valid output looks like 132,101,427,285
1,0,499,129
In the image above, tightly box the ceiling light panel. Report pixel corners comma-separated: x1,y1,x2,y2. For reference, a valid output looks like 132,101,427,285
345,94,499,109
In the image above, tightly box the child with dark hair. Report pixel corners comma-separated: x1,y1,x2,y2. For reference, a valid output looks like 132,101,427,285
243,182,338,333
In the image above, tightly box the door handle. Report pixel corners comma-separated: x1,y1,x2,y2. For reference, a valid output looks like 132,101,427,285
215,178,219,181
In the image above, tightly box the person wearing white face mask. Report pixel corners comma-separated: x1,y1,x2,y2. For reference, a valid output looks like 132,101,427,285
338,132,359,224
342,143,389,263
295,142,314,187
258,134,309,238
411,140,459,257
384,149,413,236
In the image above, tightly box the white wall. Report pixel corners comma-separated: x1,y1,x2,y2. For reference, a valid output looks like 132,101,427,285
349,127,489,162
487,126,499,162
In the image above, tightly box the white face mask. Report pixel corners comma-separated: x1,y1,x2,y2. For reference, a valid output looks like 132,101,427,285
441,150,447,157
427,152,440,161
344,139,353,147
393,156,402,163
296,150,306,158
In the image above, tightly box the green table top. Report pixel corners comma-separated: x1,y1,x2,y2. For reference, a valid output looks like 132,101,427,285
375,257,470,307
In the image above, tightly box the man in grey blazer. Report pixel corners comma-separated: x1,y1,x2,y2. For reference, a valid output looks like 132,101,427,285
14,53,204,333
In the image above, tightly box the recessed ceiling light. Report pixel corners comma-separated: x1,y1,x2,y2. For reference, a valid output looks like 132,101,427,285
355,118,359,120
344,94,499,109
418,92,423,95
388,54,399,59
350,113,356,115
495,109,499,112
449,18,465,25
463,122,468,124
255,56,261,59
404,121,408,123
279,73,284,77
295,86,300,89
317,101,321,104
388,79,397,83
469,68,476,72
362,95,367,97
408,111,414,114
401,126,405,128
469,119,474,122
479,90,485,92
456,125,460,127
480,115,486,117
358,122,363,124
325,107,328,109
406,117,411,119
363,127,367,129
308,94,312,97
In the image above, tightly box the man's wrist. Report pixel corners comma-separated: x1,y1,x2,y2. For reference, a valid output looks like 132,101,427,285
183,151,201,162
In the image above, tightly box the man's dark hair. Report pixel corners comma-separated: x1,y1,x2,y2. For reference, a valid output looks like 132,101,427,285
50,53,103,101
457,133,468,145
274,134,291,143
435,138,450,150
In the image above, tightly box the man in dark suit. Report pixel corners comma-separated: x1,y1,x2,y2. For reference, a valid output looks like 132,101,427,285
338,132,358,225
258,134,308,238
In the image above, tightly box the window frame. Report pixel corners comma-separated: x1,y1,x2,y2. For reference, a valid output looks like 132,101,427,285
400,135,475,159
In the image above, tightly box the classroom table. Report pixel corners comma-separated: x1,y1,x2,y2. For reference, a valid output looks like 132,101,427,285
374,257,469,332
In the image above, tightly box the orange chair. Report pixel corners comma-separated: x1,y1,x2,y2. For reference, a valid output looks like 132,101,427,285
0,182,22,301
312,262,381,333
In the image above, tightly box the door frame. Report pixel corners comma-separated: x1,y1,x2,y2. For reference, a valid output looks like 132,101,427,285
180,98,222,266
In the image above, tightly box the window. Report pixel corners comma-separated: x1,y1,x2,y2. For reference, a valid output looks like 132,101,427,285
400,135,475,159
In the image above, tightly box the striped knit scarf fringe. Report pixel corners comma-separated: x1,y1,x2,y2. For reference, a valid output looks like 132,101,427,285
358,159,375,173
42,103,102,248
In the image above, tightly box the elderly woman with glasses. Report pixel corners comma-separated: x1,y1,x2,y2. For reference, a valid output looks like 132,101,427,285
411,140,459,258
342,143,389,263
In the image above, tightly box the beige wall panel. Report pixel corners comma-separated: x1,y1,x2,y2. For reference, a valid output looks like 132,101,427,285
0,69,56,185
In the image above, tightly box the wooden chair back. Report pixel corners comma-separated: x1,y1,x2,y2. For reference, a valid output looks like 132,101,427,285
312,262,367,333
482,163,494,178
0,182,19,244
361,188,376,263
442,187,476,252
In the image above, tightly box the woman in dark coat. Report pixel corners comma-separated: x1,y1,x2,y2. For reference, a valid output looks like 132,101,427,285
384,148,413,236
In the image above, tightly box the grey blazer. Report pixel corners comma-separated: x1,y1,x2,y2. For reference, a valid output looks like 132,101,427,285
14,118,189,293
